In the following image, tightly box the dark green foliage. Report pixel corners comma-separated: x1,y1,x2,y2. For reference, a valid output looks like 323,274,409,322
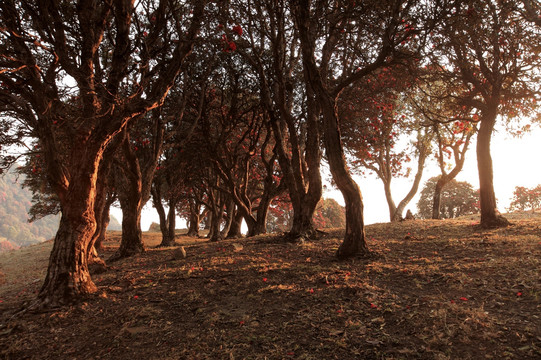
417,177,479,219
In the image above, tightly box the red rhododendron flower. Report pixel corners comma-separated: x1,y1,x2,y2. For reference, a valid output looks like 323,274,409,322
232,25,243,36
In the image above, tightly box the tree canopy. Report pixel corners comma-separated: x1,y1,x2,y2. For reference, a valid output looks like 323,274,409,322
417,176,479,220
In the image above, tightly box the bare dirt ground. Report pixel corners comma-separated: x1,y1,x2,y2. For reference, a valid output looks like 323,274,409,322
1,218,540,359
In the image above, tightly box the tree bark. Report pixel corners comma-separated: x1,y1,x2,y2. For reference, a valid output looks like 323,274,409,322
208,207,224,242
288,78,322,239
151,184,169,239
117,190,144,257
319,96,368,258
93,192,115,250
294,1,368,258
431,176,446,219
160,198,177,246
226,210,243,238
186,200,201,237
220,199,236,238
383,179,398,222
88,149,116,257
38,146,101,306
477,110,509,227
113,131,145,259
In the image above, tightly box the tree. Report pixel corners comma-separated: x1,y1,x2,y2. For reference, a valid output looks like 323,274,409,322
519,1,541,26
417,177,479,219
431,0,541,227
238,0,323,241
508,185,541,212
267,196,345,232
341,66,433,222
291,0,440,257
266,194,294,233
313,198,346,229
197,56,284,238
405,72,478,220
429,121,476,219
0,0,206,306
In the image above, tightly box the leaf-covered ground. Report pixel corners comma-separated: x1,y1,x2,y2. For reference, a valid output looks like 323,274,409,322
1,218,541,359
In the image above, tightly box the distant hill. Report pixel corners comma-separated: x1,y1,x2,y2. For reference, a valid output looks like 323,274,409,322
107,215,122,231
0,237,19,252
0,168,60,249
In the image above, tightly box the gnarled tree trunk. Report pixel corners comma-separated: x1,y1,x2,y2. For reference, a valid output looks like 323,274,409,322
38,145,101,306
288,79,322,239
226,210,243,238
113,131,145,259
294,2,368,258
186,201,202,237
319,96,368,258
161,198,177,246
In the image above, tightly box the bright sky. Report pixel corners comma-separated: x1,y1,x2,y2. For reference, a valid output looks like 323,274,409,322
326,124,541,225
111,124,541,230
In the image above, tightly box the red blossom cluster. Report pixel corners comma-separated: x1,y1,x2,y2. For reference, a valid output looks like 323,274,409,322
232,25,243,36
219,25,243,52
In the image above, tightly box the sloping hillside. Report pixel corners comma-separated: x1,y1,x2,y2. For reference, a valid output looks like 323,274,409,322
1,219,540,359
0,169,60,249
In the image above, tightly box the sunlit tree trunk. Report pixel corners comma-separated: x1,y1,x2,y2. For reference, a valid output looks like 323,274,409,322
1,0,206,307
383,180,398,221
38,144,101,305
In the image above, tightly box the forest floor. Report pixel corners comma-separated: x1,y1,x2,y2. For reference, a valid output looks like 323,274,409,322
1,215,541,359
